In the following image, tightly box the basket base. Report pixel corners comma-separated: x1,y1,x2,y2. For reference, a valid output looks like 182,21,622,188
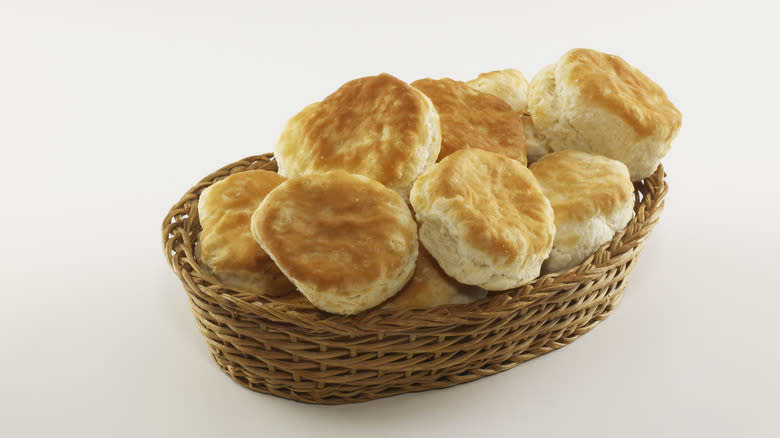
198,279,628,404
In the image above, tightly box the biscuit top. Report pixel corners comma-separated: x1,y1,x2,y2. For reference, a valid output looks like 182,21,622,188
252,171,418,293
276,73,438,193
561,48,682,138
381,246,476,309
412,149,553,261
530,150,634,223
198,170,286,273
275,102,320,175
466,68,529,112
411,78,526,164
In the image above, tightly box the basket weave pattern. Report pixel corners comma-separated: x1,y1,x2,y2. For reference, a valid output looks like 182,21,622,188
162,154,667,404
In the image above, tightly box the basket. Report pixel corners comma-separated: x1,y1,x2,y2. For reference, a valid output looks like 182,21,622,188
162,153,667,404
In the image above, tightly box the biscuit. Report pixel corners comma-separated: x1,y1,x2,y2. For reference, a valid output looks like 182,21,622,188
275,73,440,199
466,68,529,113
530,150,635,273
411,78,527,165
527,48,682,180
462,70,554,162
381,246,487,310
410,149,555,290
251,170,418,315
197,170,295,296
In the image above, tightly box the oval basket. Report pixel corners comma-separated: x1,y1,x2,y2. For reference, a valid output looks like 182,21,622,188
162,153,667,404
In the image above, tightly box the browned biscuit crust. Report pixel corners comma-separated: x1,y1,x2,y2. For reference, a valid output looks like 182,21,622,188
411,78,526,165
381,246,486,309
275,73,440,197
198,170,294,296
252,170,418,314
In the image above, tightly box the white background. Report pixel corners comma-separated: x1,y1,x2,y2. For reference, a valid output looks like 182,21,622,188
1,1,779,437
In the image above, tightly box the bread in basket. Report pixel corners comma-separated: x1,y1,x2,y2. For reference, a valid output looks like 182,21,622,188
162,153,667,404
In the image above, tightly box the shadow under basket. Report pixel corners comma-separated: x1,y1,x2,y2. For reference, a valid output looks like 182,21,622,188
162,153,668,405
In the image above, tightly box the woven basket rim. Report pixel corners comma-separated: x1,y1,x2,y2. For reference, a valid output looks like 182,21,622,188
162,153,667,334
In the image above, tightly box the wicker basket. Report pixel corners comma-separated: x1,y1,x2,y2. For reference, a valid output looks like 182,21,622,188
162,153,667,404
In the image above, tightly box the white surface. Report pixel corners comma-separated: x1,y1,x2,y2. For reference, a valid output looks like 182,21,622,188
1,1,778,437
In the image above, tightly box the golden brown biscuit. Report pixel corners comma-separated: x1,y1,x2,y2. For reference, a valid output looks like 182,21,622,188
527,48,682,179
275,73,440,199
197,170,295,296
466,68,529,112
410,149,555,290
251,170,418,315
381,246,487,310
411,78,527,164
530,150,635,273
